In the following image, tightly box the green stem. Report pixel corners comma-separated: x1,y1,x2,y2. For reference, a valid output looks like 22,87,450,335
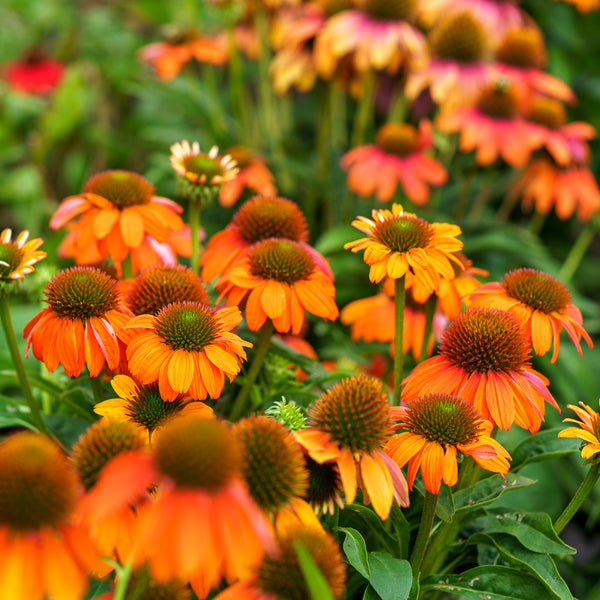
558,216,598,282
554,463,600,535
0,292,48,435
255,7,276,147
387,86,406,123
410,491,438,574
452,166,475,224
188,199,202,274
393,275,406,406
229,320,274,421
350,69,376,149
418,296,437,364
111,555,134,600
121,254,133,280
227,25,251,144
89,376,105,406
528,210,547,236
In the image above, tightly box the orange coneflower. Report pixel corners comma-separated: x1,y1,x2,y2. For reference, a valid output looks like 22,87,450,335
94,374,213,438
0,228,46,281
219,145,277,207
0,432,103,600
554,0,600,13
213,522,346,600
125,302,251,401
23,267,132,377
344,203,463,291
201,195,309,282
402,307,559,433
216,238,338,335
436,80,542,167
558,400,600,461
295,376,410,520
341,121,448,206
50,170,187,274
82,416,275,593
467,268,593,363
386,393,511,494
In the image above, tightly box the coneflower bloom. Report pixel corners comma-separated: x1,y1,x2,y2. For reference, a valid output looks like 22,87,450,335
511,155,600,221
467,268,593,363
23,267,132,377
82,416,274,592
49,170,186,273
303,454,345,516
344,203,463,291
554,0,600,13
314,0,427,78
386,393,511,494
125,302,251,401
558,400,600,461
216,238,338,335
201,195,310,282
436,80,542,167
125,264,210,316
0,228,46,281
295,375,410,520
0,432,103,600
94,374,213,438
402,307,559,433
213,522,346,600
3,49,64,95
219,145,277,207
341,121,448,205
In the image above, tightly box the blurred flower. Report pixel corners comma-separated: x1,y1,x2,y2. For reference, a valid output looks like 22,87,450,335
219,145,277,207
94,374,213,438
139,28,227,80
216,238,338,334
468,268,593,363
344,203,463,290
295,375,409,519
124,264,210,316
0,432,103,600
386,393,511,493
50,170,186,274
126,302,250,401
554,0,600,13
436,80,542,167
341,121,447,205
23,267,132,377
213,522,346,600
511,155,600,221
558,400,600,461
201,195,309,282
3,49,64,95
402,307,559,432
91,569,191,600
0,229,46,281
82,417,274,592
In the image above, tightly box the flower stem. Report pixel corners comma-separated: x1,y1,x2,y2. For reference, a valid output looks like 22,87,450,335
111,555,134,600
410,491,438,574
558,216,598,282
350,69,376,149
0,291,48,435
418,296,437,364
188,198,202,274
528,210,547,236
89,376,105,406
554,463,600,535
229,320,274,421
393,275,406,406
121,254,133,280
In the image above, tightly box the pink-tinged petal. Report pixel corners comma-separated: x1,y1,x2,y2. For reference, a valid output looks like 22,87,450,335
359,452,394,520
49,197,91,229
89,316,120,372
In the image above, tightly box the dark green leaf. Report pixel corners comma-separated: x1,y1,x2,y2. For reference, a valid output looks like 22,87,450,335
341,527,370,580
510,428,579,471
435,483,455,522
366,552,411,600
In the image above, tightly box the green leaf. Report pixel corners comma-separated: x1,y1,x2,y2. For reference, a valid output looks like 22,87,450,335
346,504,398,555
480,509,576,555
510,428,579,471
295,540,336,600
341,527,370,580
436,483,455,522
453,473,537,513
366,552,411,600
421,565,553,599
467,533,575,600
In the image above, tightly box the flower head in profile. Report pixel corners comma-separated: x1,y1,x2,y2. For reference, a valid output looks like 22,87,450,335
0,229,46,281
201,195,310,282
295,375,409,519
0,432,103,600
82,416,274,592
468,268,593,363
94,374,213,439
49,170,186,274
386,393,511,494
216,238,338,335
341,121,448,206
213,521,346,600
125,302,251,401
344,203,463,291
558,400,600,462
23,266,132,377
402,307,559,433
